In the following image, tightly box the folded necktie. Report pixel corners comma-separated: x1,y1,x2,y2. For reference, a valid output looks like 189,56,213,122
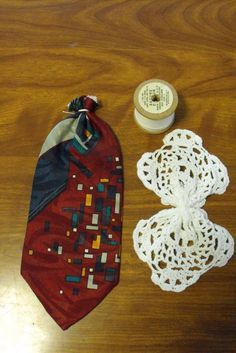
21,95,123,329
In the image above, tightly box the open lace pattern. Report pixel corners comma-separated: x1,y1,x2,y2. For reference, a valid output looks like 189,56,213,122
133,129,234,292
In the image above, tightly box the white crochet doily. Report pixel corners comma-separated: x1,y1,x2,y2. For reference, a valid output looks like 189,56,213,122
133,129,234,292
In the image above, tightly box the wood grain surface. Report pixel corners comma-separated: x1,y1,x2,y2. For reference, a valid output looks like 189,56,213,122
0,1,235,352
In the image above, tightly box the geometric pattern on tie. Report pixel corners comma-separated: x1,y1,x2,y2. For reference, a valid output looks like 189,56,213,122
21,95,123,329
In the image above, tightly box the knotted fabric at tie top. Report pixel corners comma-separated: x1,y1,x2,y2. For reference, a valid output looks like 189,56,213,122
67,95,98,113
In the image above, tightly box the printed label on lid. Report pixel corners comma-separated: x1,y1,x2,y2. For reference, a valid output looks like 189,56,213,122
138,81,173,114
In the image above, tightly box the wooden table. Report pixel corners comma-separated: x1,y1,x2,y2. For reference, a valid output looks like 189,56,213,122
0,1,235,352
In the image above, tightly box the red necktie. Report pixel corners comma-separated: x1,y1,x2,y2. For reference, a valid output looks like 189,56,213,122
21,95,123,330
